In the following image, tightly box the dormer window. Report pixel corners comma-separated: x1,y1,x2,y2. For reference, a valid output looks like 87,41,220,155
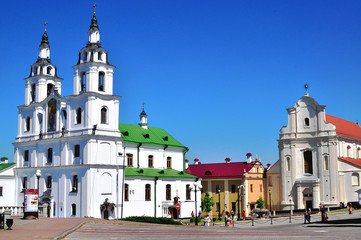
144,134,150,138
304,118,310,126
123,131,129,136
205,170,212,175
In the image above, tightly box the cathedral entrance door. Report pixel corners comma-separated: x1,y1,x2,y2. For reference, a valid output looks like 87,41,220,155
306,200,312,210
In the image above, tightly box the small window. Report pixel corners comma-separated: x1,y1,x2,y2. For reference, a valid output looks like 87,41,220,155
99,72,105,91
23,176,28,190
347,146,351,158
98,52,102,61
304,151,313,174
80,72,86,92
205,170,212,175
324,156,329,171
24,150,29,162
71,204,76,216
74,145,80,158
31,84,36,102
46,176,52,189
358,147,361,159
305,118,310,126
72,175,78,192
47,83,53,96
82,52,87,61
352,173,359,186
127,154,133,167
145,184,151,201
167,157,172,169
0,186,3,197
101,107,107,124
286,157,291,171
166,184,171,200
186,184,191,200
76,108,82,124
47,66,52,75
231,185,236,193
250,184,253,192
47,148,53,163
125,184,129,201
148,155,153,168
268,176,273,186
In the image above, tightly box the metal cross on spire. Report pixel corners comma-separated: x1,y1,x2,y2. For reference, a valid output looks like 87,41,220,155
44,21,48,32
93,2,97,15
142,102,145,110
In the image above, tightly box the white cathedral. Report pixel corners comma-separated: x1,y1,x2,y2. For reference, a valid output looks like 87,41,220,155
268,91,361,211
7,12,200,219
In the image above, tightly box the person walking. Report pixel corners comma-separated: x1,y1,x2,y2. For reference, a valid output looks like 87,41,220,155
198,210,202,218
242,210,246,221
304,209,308,224
349,203,353,214
191,211,194,218
307,208,311,223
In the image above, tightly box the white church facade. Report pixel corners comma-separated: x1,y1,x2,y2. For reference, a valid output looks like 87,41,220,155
10,11,200,219
267,91,361,211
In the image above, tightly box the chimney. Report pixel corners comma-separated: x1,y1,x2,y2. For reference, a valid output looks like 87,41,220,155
185,159,189,169
225,157,231,163
194,158,199,165
246,153,252,164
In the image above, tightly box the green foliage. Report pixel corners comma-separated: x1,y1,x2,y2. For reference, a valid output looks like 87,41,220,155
190,217,201,223
256,197,265,209
201,191,215,213
122,216,182,225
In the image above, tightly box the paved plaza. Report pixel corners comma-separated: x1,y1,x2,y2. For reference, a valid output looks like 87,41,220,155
0,211,360,240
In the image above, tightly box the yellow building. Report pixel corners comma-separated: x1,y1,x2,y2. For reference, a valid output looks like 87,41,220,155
186,154,266,218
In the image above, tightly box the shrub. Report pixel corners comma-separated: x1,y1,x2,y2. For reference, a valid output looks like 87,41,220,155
122,216,182,225
190,217,201,223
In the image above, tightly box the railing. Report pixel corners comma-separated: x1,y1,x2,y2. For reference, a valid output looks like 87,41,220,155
0,206,24,216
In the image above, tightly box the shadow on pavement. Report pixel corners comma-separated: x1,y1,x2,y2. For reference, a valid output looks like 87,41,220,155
307,217,361,227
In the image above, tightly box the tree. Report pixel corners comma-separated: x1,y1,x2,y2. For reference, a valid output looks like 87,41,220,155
256,197,265,209
201,191,215,213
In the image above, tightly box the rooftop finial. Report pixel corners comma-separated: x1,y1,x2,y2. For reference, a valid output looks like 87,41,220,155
304,83,309,96
93,2,97,15
140,102,147,116
44,21,48,32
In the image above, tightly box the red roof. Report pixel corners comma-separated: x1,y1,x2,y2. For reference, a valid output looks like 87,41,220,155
186,162,256,179
326,114,361,141
338,157,361,168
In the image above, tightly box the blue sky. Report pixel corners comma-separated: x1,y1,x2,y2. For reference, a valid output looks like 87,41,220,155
2,0,361,165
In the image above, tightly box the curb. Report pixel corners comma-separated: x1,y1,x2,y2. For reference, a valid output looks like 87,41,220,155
51,221,87,240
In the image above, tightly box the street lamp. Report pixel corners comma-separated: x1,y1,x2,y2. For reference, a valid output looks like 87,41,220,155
269,189,272,214
216,186,221,220
35,169,41,219
190,182,202,226
289,198,292,223
237,185,244,220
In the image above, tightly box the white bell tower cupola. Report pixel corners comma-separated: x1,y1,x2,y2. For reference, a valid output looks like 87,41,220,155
139,103,149,129
24,24,63,105
73,6,115,96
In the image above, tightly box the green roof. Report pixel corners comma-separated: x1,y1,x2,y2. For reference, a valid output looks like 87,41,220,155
125,168,198,179
119,123,186,148
0,163,15,171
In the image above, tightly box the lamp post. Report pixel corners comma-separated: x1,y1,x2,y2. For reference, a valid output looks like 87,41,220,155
35,169,41,219
216,186,221,220
269,189,272,214
190,182,202,226
289,198,292,223
237,185,244,220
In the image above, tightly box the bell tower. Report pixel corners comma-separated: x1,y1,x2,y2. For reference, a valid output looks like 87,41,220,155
24,22,63,105
73,4,115,96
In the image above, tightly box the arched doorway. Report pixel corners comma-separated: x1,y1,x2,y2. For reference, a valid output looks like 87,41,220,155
303,188,313,209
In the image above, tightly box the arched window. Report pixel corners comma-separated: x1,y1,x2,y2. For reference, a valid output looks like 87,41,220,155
71,204,76,216
24,150,29,162
46,175,52,189
166,184,171,200
127,154,133,167
304,150,313,174
80,72,86,92
352,173,359,186
125,184,129,201
47,99,57,132
304,118,310,126
148,155,153,168
47,66,52,75
98,52,102,61
186,184,191,200
47,148,53,163
31,84,36,102
74,145,80,158
167,157,172,169
99,72,105,91
347,146,351,158
324,156,329,171
286,157,291,171
76,108,82,124
47,84,53,96
145,184,151,201
101,107,107,124
358,147,361,159
25,116,30,132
